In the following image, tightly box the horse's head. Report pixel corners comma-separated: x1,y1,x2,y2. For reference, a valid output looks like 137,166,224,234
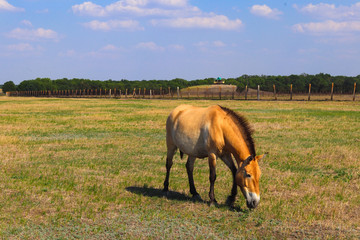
236,154,265,209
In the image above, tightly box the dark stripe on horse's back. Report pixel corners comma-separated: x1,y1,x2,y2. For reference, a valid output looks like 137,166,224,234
218,106,256,156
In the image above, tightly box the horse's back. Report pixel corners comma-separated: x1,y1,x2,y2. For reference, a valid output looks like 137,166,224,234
167,105,220,130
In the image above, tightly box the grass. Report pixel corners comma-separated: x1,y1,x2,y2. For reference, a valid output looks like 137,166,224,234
0,97,359,239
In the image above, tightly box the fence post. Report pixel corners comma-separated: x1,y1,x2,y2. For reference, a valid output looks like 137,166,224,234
290,84,293,101
257,85,260,100
353,83,357,101
232,86,235,100
308,84,311,101
245,85,248,100
177,87,179,99
219,86,222,100
331,83,334,101
187,88,190,98
273,84,277,100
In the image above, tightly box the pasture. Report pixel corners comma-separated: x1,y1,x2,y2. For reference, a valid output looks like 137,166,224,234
0,97,359,239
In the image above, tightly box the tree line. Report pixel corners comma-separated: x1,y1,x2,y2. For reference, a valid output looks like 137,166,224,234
2,73,359,94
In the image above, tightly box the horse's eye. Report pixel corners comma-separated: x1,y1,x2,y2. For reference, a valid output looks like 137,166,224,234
245,172,251,178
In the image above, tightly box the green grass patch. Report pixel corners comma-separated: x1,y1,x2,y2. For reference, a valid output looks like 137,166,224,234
0,97,359,239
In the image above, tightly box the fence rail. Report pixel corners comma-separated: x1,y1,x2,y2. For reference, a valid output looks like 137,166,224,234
6,83,358,101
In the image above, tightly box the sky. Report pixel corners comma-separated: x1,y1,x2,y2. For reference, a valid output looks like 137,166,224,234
1,0,360,84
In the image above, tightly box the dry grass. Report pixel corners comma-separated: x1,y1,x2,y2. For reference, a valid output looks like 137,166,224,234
0,97,359,239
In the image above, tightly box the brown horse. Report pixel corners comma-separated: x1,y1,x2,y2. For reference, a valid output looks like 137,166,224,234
163,105,265,209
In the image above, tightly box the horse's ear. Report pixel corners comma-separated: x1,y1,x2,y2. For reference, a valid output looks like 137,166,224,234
255,153,267,162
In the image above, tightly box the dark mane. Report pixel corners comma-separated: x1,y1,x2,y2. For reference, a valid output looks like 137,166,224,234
219,105,256,156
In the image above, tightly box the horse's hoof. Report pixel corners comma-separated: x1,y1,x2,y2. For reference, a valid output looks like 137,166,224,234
208,199,218,207
162,190,169,198
226,196,236,207
191,194,203,202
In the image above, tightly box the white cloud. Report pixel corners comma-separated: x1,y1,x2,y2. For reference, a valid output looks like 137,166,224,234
73,1,242,31
250,4,282,19
294,3,360,36
293,20,360,34
83,20,144,31
21,20,33,27
195,41,226,48
152,0,188,7
72,2,106,17
72,0,199,17
100,44,120,51
7,28,60,41
151,15,242,30
6,43,44,54
169,44,184,51
7,43,34,51
194,41,227,52
295,3,360,20
136,42,164,51
0,0,24,12
213,40,226,47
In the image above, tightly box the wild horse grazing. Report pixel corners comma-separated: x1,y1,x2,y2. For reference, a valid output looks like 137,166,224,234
163,105,265,209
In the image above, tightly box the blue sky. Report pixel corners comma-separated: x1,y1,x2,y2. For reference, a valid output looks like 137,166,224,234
1,0,360,84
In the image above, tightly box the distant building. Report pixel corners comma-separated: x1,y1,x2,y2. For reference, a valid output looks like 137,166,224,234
214,77,225,84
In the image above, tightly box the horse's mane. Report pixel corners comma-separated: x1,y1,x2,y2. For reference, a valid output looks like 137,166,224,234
219,106,256,156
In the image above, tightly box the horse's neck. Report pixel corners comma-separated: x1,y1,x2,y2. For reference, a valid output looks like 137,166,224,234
222,120,251,164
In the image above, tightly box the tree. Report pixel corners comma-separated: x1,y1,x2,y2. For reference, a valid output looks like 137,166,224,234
2,81,16,93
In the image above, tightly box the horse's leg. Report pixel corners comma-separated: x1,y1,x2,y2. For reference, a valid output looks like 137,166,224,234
186,156,202,201
221,153,238,206
208,153,217,205
163,144,177,193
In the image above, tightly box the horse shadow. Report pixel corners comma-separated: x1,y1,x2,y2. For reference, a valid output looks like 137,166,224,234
125,185,190,202
125,185,248,213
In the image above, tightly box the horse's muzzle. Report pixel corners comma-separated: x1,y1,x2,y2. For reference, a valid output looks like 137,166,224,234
246,199,259,209
246,192,260,209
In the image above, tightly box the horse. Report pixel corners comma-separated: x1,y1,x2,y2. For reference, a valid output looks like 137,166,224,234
163,105,265,209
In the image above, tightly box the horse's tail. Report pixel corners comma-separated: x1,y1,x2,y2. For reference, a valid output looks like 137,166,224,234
180,151,184,159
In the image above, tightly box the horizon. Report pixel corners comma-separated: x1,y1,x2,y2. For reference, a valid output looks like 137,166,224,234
2,1,360,84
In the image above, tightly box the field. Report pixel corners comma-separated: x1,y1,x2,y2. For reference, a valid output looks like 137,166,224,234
0,97,359,239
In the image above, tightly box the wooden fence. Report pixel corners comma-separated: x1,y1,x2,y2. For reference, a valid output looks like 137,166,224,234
6,83,358,101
